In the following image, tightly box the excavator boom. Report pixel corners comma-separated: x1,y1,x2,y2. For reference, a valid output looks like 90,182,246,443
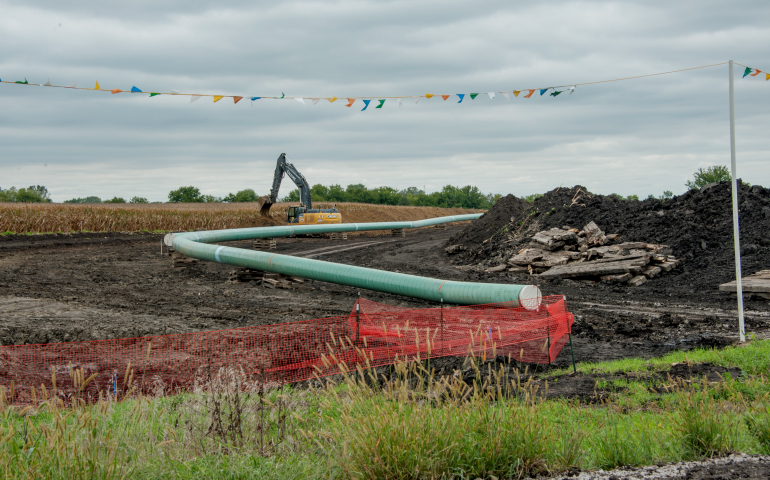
258,153,312,216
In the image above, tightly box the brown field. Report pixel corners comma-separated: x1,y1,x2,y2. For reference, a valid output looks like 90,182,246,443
0,202,483,234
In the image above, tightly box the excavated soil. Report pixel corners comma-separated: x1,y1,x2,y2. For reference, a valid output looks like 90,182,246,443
1,216,769,399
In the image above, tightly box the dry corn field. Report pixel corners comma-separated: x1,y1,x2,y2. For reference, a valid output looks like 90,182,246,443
0,202,483,233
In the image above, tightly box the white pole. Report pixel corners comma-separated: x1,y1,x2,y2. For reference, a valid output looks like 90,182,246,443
728,60,746,342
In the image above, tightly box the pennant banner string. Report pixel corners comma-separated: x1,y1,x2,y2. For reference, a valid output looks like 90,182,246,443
4,62,765,110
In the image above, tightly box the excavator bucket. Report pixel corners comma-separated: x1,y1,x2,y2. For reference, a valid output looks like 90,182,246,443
257,196,273,216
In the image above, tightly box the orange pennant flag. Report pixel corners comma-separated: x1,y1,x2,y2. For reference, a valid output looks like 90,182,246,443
345,98,355,107
233,96,243,104
425,94,434,99
110,89,122,94
513,90,521,97
329,97,337,103
441,95,450,101
213,95,223,102
524,89,536,98
750,69,762,77
94,81,101,90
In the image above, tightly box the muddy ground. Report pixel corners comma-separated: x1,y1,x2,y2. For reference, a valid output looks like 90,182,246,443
1,224,768,375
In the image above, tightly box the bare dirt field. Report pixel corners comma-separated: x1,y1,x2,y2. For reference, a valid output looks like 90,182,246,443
1,222,767,378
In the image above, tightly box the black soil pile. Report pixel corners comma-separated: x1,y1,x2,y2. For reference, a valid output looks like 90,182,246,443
448,194,531,248
448,181,770,293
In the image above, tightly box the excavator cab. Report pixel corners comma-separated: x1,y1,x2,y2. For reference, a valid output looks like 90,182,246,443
287,205,305,223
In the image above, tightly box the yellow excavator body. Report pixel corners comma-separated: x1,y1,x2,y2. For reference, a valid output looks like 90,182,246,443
287,205,342,224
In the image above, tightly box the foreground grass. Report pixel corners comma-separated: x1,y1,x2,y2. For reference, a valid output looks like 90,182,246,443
2,341,770,479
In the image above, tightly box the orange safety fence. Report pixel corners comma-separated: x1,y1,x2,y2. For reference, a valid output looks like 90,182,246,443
0,295,573,406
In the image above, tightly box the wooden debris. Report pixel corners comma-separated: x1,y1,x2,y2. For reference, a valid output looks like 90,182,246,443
601,273,633,284
171,251,198,268
328,232,348,241
391,228,406,237
507,265,528,273
229,267,314,289
434,224,447,230
628,275,648,287
487,264,508,273
719,270,770,294
539,257,648,278
253,238,277,250
508,248,548,266
642,266,662,279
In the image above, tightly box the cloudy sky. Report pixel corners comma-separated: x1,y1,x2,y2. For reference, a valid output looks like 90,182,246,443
1,0,768,202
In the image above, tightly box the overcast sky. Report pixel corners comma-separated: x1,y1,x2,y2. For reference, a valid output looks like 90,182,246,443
1,0,768,202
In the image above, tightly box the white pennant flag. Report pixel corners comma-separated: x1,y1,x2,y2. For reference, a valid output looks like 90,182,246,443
502,92,509,101
171,89,181,95
412,96,420,103
312,98,320,105
397,98,403,110
190,95,202,103
42,79,52,86
295,97,305,104
67,81,77,88
567,85,576,94
487,92,495,100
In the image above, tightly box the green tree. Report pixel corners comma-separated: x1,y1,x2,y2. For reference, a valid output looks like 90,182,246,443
280,189,300,202
0,185,51,203
104,197,126,203
64,196,102,204
168,186,203,203
223,189,260,203
129,196,149,204
685,165,731,190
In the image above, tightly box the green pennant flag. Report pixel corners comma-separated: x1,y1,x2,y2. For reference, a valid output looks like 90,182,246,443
376,99,385,108
470,93,479,99
743,67,752,78
550,91,562,97
149,93,161,97
15,78,28,84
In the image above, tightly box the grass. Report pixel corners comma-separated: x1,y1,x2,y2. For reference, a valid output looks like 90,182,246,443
2,341,770,479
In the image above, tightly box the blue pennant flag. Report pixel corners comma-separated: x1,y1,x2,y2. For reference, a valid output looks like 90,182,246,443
540,88,548,96
361,99,371,111
131,86,142,92
250,97,261,101
457,94,465,103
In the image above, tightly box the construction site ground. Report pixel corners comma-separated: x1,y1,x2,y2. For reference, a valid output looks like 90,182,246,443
2,224,767,378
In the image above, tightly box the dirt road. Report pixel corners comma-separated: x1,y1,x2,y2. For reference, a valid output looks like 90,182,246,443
1,226,768,369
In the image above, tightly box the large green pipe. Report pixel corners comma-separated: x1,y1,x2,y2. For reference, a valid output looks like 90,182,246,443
164,214,541,307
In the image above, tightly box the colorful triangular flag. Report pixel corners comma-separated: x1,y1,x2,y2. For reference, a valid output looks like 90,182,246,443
131,86,142,92
361,99,371,111
567,86,576,94
94,81,101,90
470,93,479,99
234,96,243,104
312,98,320,105
524,89,535,98
413,96,420,103
767,73,770,81
345,98,355,107
250,97,261,101
513,90,521,97
280,92,285,98
743,67,752,78
111,89,122,94
191,95,202,103
43,79,52,86
15,78,28,84
213,95,223,102
550,90,562,97
376,99,385,108
149,93,161,97
750,69,762,77
457,94,465,103
425,94,434,99
329,97,337,103
295,98,305,104
540,89,548,96
502,92,509,101
487,92,495,100
171,89,181,95
441,95,450,101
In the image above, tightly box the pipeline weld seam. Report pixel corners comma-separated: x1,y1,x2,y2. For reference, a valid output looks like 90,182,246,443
214,246,225,263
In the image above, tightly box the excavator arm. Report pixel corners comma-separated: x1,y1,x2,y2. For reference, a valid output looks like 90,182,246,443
258,153,313,216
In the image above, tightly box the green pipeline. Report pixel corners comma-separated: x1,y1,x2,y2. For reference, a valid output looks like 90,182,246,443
165,214,541,307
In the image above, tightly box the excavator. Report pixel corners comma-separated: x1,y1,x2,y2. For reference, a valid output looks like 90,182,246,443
257,153,342,224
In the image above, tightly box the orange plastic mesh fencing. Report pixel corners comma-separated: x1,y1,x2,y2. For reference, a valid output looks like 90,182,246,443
0,295,573,406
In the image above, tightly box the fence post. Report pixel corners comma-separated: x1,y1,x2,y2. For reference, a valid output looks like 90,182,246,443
440,298,444,355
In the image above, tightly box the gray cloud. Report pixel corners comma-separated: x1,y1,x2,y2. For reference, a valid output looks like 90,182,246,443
1,0,769,202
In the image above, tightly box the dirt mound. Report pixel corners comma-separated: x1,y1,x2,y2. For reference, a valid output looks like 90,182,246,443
447,194,530,248
450,181,770,293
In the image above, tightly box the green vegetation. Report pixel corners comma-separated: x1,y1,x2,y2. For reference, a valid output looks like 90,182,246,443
103,197,126,204
686,165,732,190
63,196,102,204
281,184,500,209
0,186,51,203
2,341,770,478
129,196,149,204
223,188,260,203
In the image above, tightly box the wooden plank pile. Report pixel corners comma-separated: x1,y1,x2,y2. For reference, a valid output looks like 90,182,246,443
328,232,348,240
228,268,314,289
501,221,680,286
170,250,199,268
391,228,406,237
253,238,277,250
719,270,770,299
